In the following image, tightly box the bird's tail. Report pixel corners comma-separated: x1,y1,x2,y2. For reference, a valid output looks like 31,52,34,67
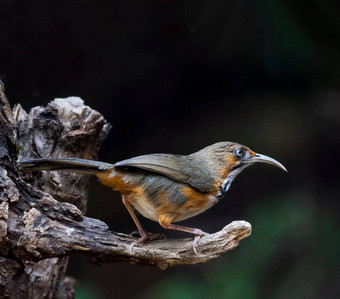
18,157,115,175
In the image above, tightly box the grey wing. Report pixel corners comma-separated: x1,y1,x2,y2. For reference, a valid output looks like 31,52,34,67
114,154,214,192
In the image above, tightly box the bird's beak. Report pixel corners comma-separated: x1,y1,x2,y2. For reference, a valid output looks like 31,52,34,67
246,153,287,172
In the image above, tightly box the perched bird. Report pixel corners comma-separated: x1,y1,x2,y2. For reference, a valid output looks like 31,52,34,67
18,141,286,254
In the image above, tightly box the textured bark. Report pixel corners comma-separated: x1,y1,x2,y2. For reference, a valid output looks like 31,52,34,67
0,84,110,298
0,81,251,297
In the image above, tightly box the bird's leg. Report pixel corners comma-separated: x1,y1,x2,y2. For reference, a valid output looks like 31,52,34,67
122,196,164,253
159,216,207,256
122,195,149,253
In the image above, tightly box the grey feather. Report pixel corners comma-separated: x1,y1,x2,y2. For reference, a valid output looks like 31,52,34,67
115,154,214,192
18,158,115,174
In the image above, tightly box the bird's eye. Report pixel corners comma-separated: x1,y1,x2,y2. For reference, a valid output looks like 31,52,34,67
234,148,245,158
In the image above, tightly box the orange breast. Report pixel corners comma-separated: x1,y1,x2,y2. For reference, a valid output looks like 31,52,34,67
151,185,219,225
164,185,218,222
180,186,215,210
96,170,220,225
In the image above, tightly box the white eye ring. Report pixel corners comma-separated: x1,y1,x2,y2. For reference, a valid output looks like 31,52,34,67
235,148,244,158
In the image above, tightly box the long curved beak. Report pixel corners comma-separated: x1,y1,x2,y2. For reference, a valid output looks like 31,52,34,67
247,153,287,172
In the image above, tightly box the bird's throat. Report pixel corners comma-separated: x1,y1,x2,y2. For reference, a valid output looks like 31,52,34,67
218,163,248,198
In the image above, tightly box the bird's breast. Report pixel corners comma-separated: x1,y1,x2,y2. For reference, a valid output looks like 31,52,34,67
97,169,222,223
172,186,220,222
120,173,220,223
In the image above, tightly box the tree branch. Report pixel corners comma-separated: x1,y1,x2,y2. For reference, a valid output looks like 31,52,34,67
15,199,251,269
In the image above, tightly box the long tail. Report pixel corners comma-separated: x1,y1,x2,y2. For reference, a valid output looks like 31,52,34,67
18,158,115,175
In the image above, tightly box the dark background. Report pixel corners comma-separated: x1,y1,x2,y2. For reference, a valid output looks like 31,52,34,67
1,0,339,298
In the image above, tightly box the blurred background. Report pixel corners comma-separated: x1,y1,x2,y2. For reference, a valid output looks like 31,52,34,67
1,0,339,298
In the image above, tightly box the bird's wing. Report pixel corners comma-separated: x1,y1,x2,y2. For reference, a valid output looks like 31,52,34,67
114,154,214,192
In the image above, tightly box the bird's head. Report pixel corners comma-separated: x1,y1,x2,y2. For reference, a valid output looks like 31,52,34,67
226,142,286,171
194,142,287,194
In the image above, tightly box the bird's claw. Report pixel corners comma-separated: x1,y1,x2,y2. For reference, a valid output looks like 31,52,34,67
192,230,208,256
129,232,166,254
129,234,148,254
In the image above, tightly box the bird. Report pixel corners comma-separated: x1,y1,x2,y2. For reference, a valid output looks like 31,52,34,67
18,141,287,255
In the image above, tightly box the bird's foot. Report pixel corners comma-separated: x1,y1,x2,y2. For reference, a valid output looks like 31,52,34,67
129,231,166,254
130,231,166,240
129,233,148,254
192,229,208,256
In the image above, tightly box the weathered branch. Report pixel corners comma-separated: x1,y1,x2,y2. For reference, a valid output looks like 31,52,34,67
14,199,251,269
0,81,251,296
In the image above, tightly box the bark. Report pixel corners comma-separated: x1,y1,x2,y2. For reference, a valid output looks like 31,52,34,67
0,81,251,298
